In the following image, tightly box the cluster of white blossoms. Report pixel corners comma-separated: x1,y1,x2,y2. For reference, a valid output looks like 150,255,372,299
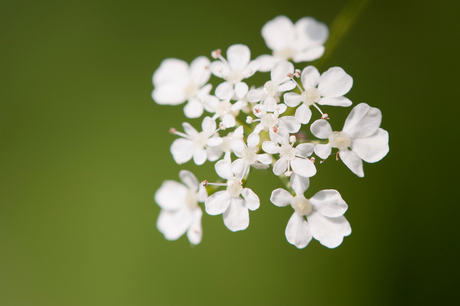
152,16,389,249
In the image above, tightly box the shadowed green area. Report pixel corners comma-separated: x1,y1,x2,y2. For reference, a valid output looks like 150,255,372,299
1,0,459,305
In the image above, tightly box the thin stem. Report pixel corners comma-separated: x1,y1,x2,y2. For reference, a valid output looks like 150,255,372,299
315,0,371,69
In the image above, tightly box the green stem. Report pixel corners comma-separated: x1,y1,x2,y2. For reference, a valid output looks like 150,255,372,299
315,0,371,70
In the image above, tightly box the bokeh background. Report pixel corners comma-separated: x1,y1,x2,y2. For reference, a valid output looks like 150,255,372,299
1,0,459,305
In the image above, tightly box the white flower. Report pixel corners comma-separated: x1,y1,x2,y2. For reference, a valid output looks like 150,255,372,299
270,173,351,248
204,95,240,128
247,60,296,111
256,16,329,72
284,66,353,124
210,44,259,98
170,117,223,165
252,103,301,143
262,136,316,178
310,103,389,177
231,133,272,178
155,170,208,245
218,126,245,162
204,160,260,232
152,56,212,118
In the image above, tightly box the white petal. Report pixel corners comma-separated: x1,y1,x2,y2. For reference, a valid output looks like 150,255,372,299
179,170,198,191
201,116,216,135
206,146,223,162
339,150,364,177
222,114,236,128
295,17,329,46
278,80,296,92
197,185,208,203
255,54,281,72
231,159,249,178
343,103,382,138
300,66,320,89
310,119,332,139
291,158,317,177
230,138,245,154
314,144,332,160
257,154,272,164
182,122,198,137
273,158,288,175
284,92,302,107
351,128,389,163
207,136,223,147
184,99,204,118
223,197,249,232
318,67,353,97
242,188,260,211
154,180,188,210
210,61,229,79
245,134,259,149
227,44,251,70
285,213,312,249
204,95,219,112
262,141,280,154
215,82,234,100
310,190,348,218
235,82,248,99
152,84,186,105
278,103,287,114
290,173,310,195
262,16,295,51
279,116,301,133
318,96,352,107
296,143,315,157
264,96,277,111
307,211,351,248
157,208,193,241
293,46,325,62
270,188,292,207
271,60,294,84
295,103,312,124
205,190,231,215
186,208,203,245
153,58,188,86
170,138,193,164
189,56,211,86
215,159,233,179
247,89,264,103
193,149,207,165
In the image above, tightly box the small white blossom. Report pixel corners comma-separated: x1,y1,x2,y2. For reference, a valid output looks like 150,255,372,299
256,16,329,72
204,95,241,128
247,60,296,111
152,56,212,118
155,170,208,245
262,136,316,178
210,44,259,99
252,104,301,143
170,117,223,165
204,160,260,232
284,66,353,124
231,133,272,178
310,103,389,177
270,173,351,248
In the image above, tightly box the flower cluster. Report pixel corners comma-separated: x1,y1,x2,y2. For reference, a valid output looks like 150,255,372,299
152,16,389,249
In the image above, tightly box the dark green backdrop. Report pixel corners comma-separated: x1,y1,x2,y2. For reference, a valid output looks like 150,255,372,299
1,0,459,305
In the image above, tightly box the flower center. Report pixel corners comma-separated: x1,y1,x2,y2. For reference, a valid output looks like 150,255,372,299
301,87,321,105
279,144,297,161
273,48,295,60
184,83,199,100
226,70,243,84
226,178,243,197
329,131,351,151
215,101,232,117
264,81,278,96
242,147,258,164
193,132,208,149
186,190,198,209
291,195,312,216
261,113,278,129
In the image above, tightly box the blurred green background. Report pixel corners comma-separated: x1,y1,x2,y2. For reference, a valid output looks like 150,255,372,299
1,0,459,305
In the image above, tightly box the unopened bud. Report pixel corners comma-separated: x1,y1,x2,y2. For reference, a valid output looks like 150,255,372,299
294,69,301,78
211,49,221,59
289,135,296,143
246,116,253,124
321,113,329,120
